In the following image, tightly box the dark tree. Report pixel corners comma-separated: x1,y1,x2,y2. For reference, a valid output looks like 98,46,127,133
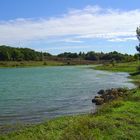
0,45,51,61
136,26,140,72
136,26,140,55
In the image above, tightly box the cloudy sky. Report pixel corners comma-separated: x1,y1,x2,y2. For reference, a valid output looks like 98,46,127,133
0,0,140,54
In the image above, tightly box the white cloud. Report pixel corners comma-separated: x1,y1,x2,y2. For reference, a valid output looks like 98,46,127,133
46,45,91,51
0,5,140,45
108,37,137,42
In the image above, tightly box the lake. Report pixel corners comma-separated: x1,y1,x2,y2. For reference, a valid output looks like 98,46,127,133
0,66,135,126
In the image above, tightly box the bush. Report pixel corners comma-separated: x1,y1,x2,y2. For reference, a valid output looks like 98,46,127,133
43,61,47,65
137,65,140,72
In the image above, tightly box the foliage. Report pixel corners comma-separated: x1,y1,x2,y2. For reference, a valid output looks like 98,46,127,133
0,45,137,62
0,45,51,61
136,27,140,56
58,51,135,62
137,65,140,71
136,26,140,72
57,52,78,58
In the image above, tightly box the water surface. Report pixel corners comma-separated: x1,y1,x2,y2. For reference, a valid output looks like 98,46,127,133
0,66,135,125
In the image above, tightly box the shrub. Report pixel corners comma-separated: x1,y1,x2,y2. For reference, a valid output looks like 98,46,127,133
137,65,140,72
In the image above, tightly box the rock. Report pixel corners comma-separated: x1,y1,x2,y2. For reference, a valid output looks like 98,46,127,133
97,90,105,95
92,98,96,103
95,95,100,98
92,97,104,105
117,88,128,93
105,95,116,101
92,88,128,105
95,98,104,105
118,92,124,96
111,89,119,97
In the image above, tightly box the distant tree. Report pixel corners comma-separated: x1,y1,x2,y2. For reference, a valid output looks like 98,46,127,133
11,49,22,61
6,51,10,60
0,50,10,60
110,59,116,67
0,45,51,61
58,52,78,58
134,54,139,61
0,45,137,62
85,51,98,61
79,52,85,59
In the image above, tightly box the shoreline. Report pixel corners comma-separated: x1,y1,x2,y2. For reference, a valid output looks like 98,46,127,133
0,61,66,68
0,62,140,139
0,60,98,68
94,62,140,87
0,65,134,130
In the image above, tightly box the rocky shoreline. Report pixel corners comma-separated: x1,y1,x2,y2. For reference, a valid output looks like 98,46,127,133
92,88,128,105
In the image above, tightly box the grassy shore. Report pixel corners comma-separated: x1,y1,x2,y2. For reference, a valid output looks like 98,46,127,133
0,61,65,67
0,61,140,140
94,61,140,73
0,60,96,68
94,61,140,86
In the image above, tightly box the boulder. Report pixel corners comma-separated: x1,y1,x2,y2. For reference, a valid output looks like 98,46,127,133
117,88,128,93
104,94,116,102
95,98,104,105
92,88,128,105
95,95,100,98
92,97,104,105
97,90,105,95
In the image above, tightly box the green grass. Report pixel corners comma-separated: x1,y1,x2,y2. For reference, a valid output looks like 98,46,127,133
94,61,140,86
0,60,96,68
0,88,140,140
94,61,140,73
0,61,140,140
0,61,65,68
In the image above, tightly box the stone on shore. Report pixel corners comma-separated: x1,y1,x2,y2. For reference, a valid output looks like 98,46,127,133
92,88,128,105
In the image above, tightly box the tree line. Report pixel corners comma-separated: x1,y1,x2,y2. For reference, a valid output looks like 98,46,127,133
0,45,139,62
57,51,137,62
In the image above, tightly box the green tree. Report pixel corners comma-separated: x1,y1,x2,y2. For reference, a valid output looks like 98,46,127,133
136,26,140,57
110,59,116,67
0,50,10,60
11,49,22,61
85,51,98,61
136,26,140,71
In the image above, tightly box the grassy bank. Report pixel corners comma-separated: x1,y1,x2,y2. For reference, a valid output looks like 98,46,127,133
94,61,139,73
94,61,140,86
0,61,65,67
0,88,140,140
0,60,97,68
0,61,140,140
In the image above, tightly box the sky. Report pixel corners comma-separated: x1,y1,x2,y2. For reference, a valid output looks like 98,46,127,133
0,0,140,54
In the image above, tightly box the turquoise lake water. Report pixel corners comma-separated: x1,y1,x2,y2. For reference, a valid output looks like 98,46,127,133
0,66,135,126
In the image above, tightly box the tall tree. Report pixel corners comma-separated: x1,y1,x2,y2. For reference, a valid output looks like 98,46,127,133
136,26,140,55
136,26,140,72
